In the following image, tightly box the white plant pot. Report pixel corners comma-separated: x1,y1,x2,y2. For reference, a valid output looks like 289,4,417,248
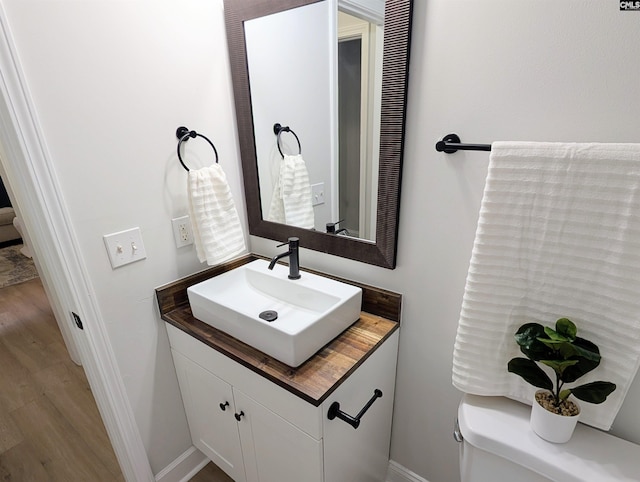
530,390,580,443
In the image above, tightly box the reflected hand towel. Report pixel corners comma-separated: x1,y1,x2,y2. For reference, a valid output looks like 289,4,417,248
267,154,314,229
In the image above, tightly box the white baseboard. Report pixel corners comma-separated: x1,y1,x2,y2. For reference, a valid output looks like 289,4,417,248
155,446,208,482
386,460,429,482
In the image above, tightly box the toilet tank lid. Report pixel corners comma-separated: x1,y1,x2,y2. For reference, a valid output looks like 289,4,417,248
458,394,640,482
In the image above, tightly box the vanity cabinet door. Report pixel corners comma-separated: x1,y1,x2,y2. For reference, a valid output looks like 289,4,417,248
171,350,247,482
234,388,323,482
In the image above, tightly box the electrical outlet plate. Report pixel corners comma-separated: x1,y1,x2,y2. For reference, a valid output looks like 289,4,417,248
172,215,194,248
103,227,147,269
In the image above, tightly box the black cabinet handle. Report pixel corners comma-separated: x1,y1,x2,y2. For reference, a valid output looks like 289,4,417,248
219,401,229,411
234,411,245,421
327,389,382,429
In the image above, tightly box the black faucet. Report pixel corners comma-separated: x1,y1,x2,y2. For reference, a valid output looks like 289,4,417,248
268,237,301,279
326,220,350,236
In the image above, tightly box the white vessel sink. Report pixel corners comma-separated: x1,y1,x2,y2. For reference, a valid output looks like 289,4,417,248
187,259,362,367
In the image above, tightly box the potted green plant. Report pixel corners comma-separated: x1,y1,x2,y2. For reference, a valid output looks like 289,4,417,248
507,317,616,443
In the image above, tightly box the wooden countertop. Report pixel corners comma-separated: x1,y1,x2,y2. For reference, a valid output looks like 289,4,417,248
156,254,401,406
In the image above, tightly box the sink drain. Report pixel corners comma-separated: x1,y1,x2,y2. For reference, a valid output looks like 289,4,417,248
259,310,278,322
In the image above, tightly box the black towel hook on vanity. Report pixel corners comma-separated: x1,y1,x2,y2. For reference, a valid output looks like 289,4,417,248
273,123,302,158
327,389,382,429
435,133,492,154
176,126,219,171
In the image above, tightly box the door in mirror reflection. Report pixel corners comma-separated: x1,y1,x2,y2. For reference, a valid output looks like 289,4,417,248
338,36,362,237
337,9,383,240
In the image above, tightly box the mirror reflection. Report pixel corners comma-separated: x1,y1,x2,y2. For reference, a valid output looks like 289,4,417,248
225,0,411,268
245,0,385,241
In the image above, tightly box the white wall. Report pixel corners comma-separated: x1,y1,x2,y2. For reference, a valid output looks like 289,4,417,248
4,1,640,481
0,0,247,474
255,1,640,481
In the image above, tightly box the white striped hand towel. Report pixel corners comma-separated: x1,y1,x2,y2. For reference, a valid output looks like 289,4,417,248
267,154,314,229
452,142,640,430
187,164,246,265
267,172,286,224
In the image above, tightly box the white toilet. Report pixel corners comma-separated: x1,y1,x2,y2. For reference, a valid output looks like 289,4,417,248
456,394,640,482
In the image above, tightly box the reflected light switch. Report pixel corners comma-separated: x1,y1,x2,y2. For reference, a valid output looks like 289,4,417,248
103,227,147,269
311,182,325,206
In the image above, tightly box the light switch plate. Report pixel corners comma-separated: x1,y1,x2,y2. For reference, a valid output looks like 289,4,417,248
311,182,325,206
103,227,147,269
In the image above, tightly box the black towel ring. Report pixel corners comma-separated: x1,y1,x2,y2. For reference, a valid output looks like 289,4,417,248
176,126,219,171
273,123,302,158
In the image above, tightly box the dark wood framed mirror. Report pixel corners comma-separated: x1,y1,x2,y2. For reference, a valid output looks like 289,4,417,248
224,0,412,268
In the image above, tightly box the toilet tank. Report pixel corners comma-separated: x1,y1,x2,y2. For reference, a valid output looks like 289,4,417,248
457,394,640,482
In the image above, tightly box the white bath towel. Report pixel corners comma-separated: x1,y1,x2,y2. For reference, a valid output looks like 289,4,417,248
187,164,246,265
452,141,640,430
267,154,314,229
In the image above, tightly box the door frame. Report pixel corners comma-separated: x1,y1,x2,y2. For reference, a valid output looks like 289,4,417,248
0,6,154,481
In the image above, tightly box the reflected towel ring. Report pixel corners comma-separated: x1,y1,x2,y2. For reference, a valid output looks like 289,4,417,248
176,126,219,171
273,123,302,158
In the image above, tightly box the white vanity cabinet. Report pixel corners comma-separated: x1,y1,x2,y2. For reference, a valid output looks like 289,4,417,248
232,389,323,482
171,349,322,482
166,323,399,482
171,351,247,481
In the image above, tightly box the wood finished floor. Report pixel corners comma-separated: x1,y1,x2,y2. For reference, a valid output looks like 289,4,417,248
0,277,124,481
190,462,233,482
0,276,235,481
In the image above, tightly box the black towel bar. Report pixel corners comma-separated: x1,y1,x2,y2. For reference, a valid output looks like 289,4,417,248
435,133,492,154
176,126,219,171
327,389,382,429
